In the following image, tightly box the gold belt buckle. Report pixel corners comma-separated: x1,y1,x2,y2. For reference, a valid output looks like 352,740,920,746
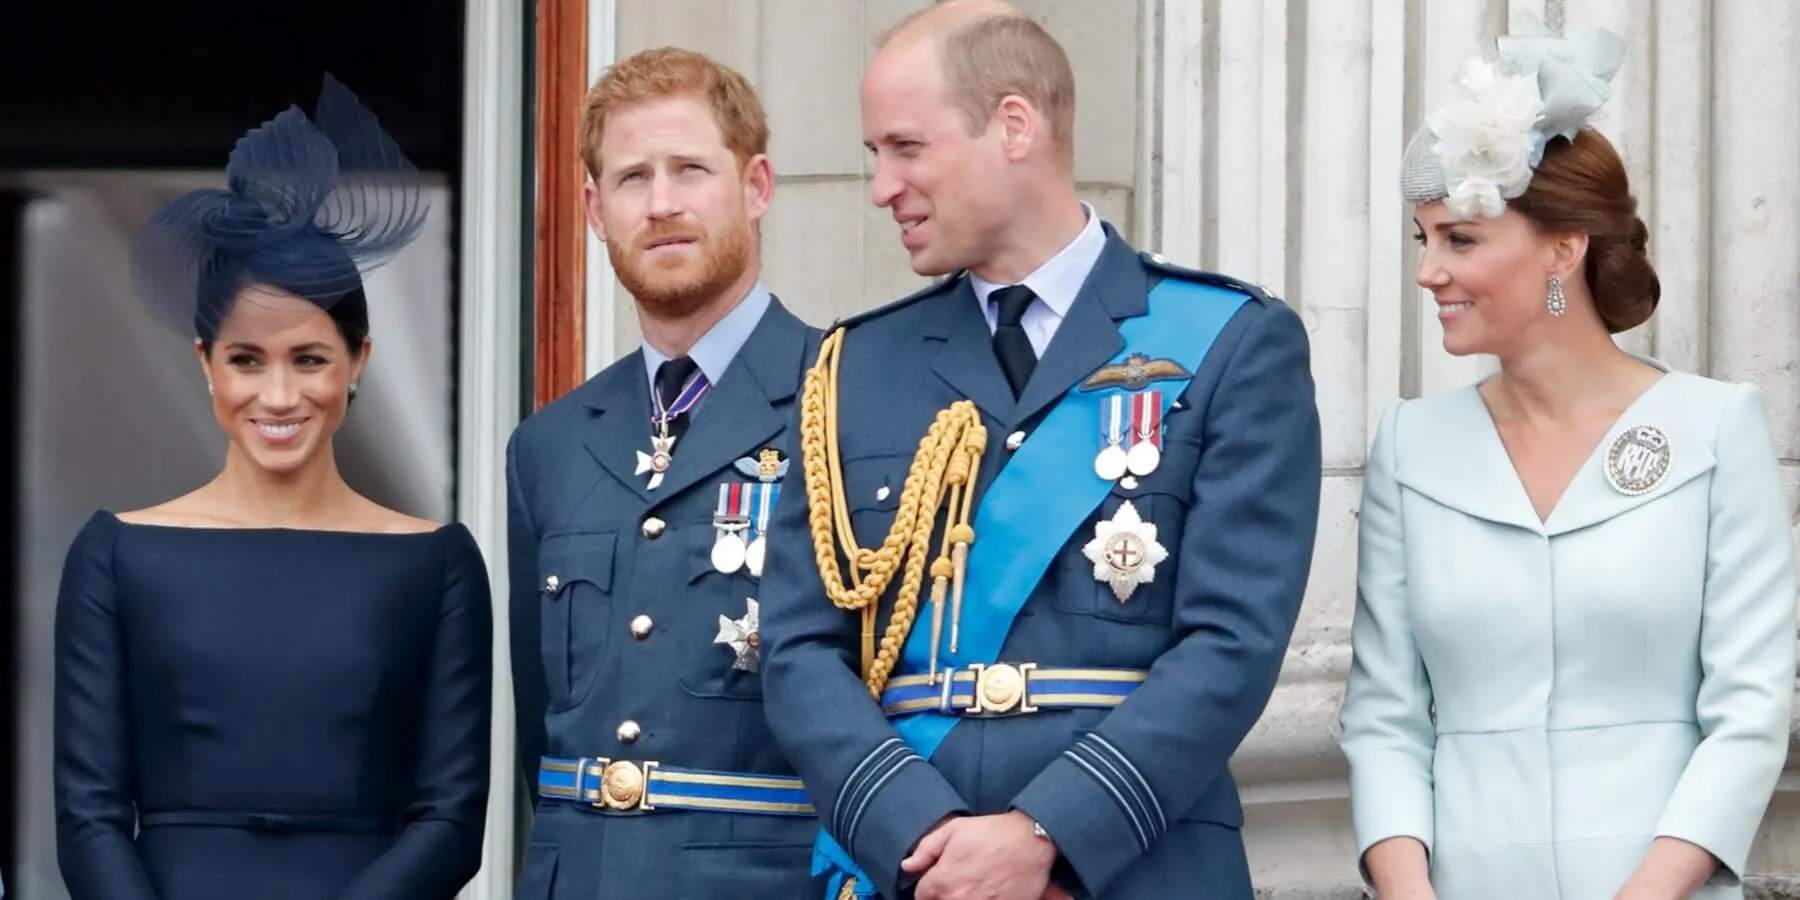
592,759,658,811
964,662,1038,716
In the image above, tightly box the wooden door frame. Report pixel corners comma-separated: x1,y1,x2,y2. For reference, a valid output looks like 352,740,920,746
532,0,590,408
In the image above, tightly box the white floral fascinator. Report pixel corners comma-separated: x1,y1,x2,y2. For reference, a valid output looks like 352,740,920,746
1400,12,1627,218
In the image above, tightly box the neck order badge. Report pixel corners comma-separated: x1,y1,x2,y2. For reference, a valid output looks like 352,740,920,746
635,366,711,490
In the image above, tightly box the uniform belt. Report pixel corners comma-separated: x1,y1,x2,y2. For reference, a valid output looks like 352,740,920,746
537,757,814,817
880,663,1148,718
137,810,396,833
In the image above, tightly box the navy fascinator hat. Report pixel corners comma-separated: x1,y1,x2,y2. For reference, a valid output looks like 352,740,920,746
129,73,429,342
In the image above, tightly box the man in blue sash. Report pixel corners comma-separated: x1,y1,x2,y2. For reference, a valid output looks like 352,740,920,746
757,2,1322,898
507,48,824,897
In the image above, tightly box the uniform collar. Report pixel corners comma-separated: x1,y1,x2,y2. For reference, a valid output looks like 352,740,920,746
969,201,1105,323
640,279,772,386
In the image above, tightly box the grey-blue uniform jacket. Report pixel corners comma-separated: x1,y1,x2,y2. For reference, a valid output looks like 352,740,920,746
508,294,825,898
758,225,1323,899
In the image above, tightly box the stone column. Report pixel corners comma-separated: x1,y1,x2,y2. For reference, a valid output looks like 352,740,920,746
1711,2,1800,885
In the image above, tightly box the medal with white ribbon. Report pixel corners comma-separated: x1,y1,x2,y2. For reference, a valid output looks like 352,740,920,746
744,482,779,578
1127,390,1163,477
634,367,711,490
1095,393,1131,481
710,482,751,573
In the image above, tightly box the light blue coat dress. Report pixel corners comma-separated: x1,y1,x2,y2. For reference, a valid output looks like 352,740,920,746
1339,363,1797,899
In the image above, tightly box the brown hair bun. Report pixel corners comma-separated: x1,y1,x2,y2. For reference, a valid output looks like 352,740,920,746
1510,129,1660,333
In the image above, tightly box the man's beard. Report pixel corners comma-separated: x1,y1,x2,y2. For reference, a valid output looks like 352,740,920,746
610,216,754,321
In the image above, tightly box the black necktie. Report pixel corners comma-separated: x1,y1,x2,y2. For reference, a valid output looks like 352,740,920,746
990,285,1038,398
653,356,699,441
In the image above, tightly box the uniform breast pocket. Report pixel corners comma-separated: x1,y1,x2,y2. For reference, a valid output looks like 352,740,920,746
679,526,766,701
1053,483,1189,625
538,531,618,710
842,452,908,552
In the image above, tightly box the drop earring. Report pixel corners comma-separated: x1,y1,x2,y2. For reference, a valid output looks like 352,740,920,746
206,382,213,396
348,382,359,397
1546,274,1567,317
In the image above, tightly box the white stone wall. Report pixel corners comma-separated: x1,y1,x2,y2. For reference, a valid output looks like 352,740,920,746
608,0,1145,352
602,0,1800,895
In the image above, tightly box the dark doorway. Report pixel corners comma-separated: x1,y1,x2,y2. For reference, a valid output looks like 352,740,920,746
0,3,465,894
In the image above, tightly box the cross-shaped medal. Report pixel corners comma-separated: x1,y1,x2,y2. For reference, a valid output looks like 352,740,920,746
634,432,677,490
634,364,712,490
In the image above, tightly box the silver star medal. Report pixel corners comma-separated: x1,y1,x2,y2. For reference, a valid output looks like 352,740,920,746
1082,500,1168,603
715,597,761,672
634,433,677,490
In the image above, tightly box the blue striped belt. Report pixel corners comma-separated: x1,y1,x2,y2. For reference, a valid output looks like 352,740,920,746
879,663,1148,718
537,757,814,817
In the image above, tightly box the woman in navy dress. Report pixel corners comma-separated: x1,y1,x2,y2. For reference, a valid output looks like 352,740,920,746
52,75,492,900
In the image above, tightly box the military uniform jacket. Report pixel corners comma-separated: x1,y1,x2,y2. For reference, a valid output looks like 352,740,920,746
507,297,825,899
758,225,1324,899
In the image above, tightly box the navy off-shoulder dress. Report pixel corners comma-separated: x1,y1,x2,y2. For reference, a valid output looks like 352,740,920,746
52,511,493,900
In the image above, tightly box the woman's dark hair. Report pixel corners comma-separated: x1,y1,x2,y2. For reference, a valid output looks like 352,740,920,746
195,284,370,357
193,240,371,357
1509,128,1660,333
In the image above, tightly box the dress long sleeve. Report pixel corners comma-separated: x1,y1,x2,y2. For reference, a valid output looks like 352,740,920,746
54,514,161,900
1338,400,1439,874
1650,383,1798,882
336,526,494,900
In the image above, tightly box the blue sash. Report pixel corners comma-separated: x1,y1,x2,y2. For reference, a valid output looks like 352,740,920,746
812,275,1250,897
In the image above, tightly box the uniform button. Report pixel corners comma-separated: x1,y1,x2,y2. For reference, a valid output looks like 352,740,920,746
616,720,641,744
1005,431,1026,451
544,574,560,591
875,485,891,502
641,517,665,538
630,615,653,639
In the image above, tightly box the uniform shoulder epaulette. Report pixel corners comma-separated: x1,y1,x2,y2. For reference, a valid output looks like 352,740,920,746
1138,251,1283,305
829,272,969,332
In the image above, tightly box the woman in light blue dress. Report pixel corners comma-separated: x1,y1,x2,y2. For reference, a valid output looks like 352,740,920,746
1338,18,1797,900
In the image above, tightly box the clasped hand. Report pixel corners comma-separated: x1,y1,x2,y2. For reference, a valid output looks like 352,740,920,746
899,810,1067,900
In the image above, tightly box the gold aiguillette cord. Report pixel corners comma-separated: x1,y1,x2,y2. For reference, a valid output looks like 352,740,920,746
798,328,986,900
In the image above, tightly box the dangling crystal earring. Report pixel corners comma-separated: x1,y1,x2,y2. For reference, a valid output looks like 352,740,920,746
206,382,213,396
1546,274,1567,317
348,382,359,397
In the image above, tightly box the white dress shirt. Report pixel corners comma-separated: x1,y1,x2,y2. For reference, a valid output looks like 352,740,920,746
969,201,1106,357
